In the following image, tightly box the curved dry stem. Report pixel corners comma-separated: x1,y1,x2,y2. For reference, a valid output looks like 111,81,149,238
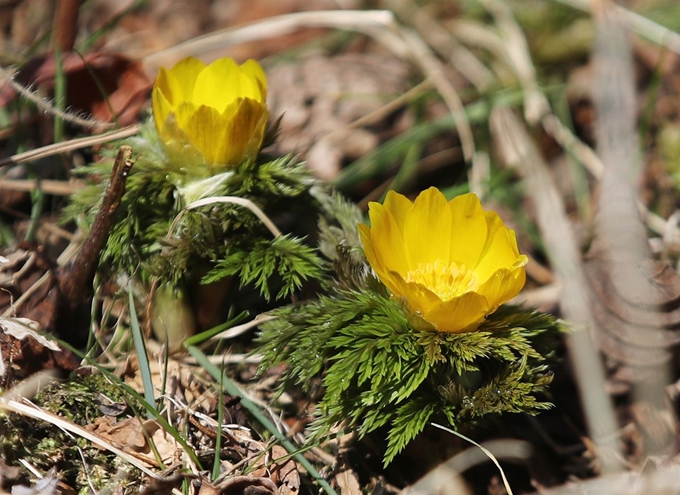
167,196,282,240
0,66,115,130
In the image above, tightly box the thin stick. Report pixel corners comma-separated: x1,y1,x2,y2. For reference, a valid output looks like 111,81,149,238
51,0,81,52
0,179,82,195
0,124,139,168
57,145,134,308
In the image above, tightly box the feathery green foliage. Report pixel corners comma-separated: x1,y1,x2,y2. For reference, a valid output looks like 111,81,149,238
202,235,325,301
63,120,326,300
258,290,560,465
257,191,562,465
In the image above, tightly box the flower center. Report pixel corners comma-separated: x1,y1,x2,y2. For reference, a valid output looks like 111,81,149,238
405,260,479,301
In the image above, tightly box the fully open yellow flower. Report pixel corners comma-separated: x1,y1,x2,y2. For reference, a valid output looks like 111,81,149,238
152,56,269,168
358,187,528,333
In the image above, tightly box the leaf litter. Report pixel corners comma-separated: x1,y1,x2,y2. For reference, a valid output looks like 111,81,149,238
3,0,680,494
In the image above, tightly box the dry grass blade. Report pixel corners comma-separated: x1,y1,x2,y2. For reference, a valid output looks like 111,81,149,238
0,125,140,168
168,196,283,239
526,465,680,495
0,369,59,403
490,107,622,473
386,0,494,92
404,423,532,495
552,0,680,55
143,10,400,70
587,3,673,445
478,0,549,124
0,66,116,131
0,179,81,195
0,397,158,478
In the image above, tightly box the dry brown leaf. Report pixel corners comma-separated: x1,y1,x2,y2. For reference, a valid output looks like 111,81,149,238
86,416,180,466
335,468,362,495
0,52,152,128
136,473,186,495
250,445,301,495
201,475,278,495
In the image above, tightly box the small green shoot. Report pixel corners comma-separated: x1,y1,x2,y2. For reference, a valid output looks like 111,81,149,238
128,287,156,419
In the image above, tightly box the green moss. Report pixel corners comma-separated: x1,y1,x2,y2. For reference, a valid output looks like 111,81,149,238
0,375,144,494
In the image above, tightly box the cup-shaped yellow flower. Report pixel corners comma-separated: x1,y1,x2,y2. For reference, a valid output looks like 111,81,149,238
358,187,528,333
152,56,269,169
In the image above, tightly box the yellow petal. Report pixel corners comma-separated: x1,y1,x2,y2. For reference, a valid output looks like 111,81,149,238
177,104,229,165
360,222,405,296
192,57,241,111
241,59,268,97
171,98,267,166
387,272,443,315
473,212,522,281
366,202,409,278
153,56,269,168
358,187,528,333
475,261,527,310
448,193,489,268
222,98,269,163
358,223,377,266
403,187,452,269
152,86,173,135
172,101,199,134
383,190,412,233
424,292,491,333
237,60,267,101
160,57,206,105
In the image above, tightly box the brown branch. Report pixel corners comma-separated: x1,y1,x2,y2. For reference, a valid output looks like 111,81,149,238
57,145,133,308
52,0,82,52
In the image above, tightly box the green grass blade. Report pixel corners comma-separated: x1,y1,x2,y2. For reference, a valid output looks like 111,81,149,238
183,310,249,346
212,364,225,481
128,288,156,419
186,345,338,495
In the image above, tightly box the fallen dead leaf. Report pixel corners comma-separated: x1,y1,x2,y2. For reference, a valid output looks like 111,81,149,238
1,52,152,128
0,317,60,351
199,475,278,495
9,473,60,495
250,445,301,495
86,416,180,466
335,468,362,495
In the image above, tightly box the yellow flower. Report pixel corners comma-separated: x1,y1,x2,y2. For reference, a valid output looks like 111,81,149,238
152,56,269,168
358,187,528,333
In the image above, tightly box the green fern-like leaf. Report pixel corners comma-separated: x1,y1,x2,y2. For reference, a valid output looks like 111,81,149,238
201,235,326,301
257,288,562,465
64,120,326,301
384,398,437,465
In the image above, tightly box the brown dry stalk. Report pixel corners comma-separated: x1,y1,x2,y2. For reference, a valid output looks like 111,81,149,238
0,125,139,168
52,0,81,52
490,107,622,474
57,145,133,308
589,2,673,451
